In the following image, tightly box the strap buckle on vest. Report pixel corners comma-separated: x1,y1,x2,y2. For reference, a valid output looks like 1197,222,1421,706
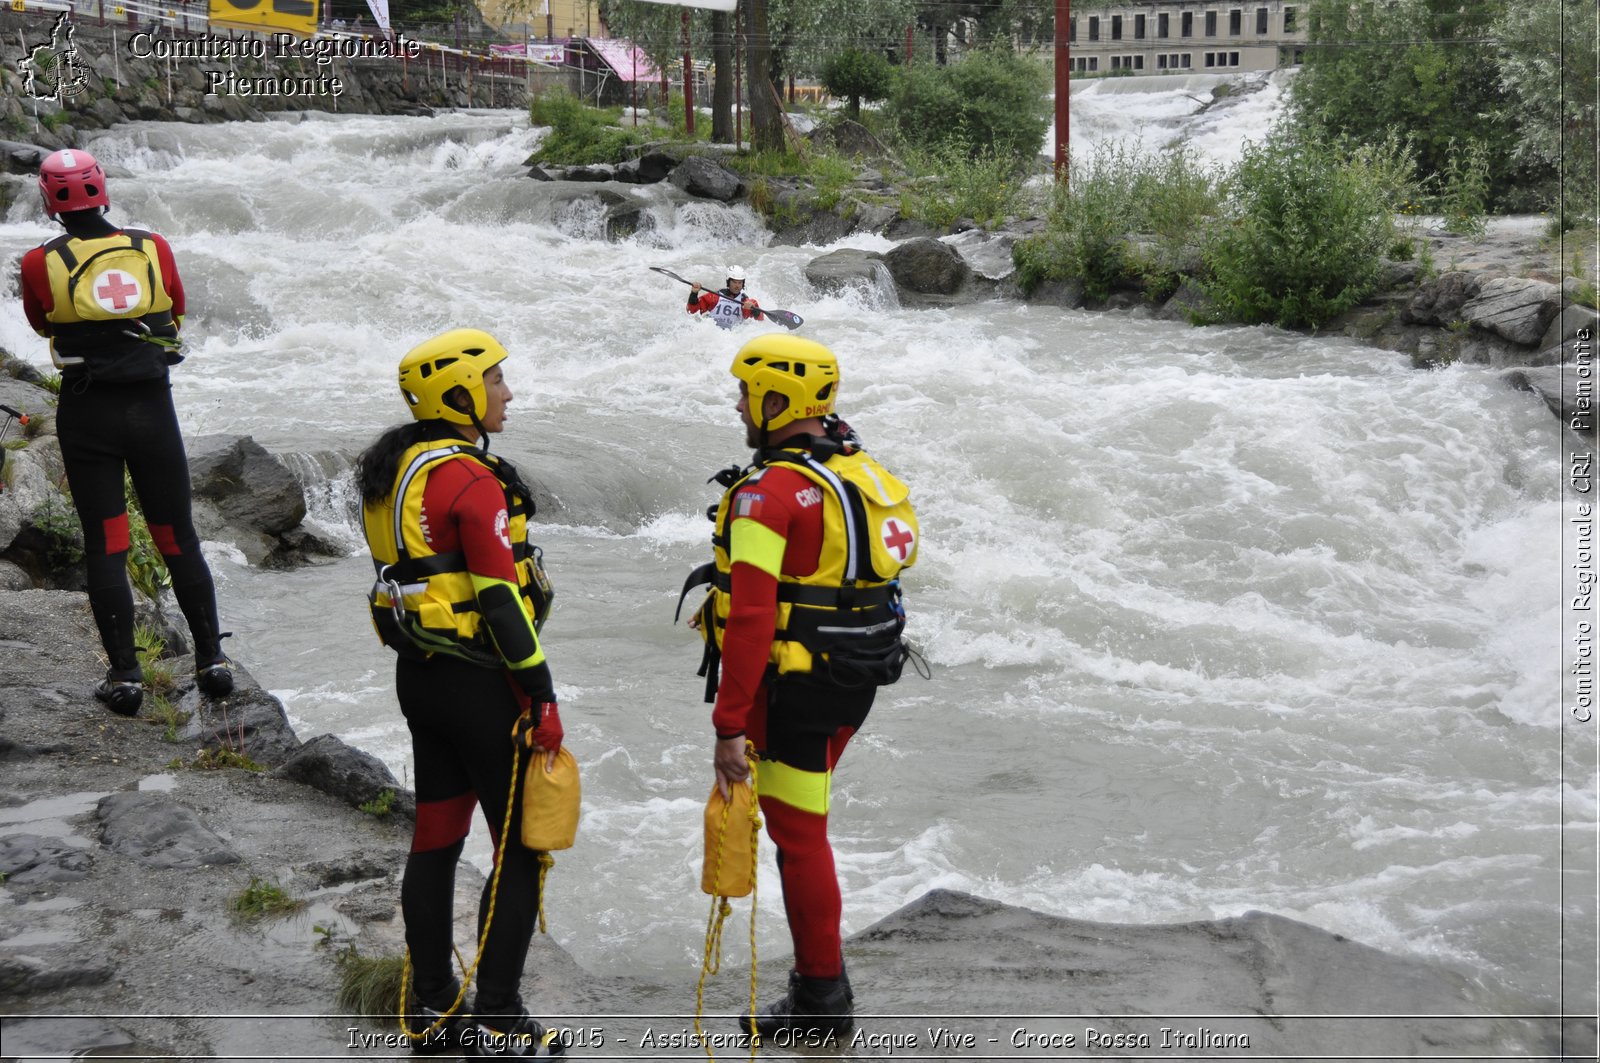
675,561,717,624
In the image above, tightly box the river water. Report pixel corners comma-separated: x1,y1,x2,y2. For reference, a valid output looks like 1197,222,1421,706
0,89,1590,1016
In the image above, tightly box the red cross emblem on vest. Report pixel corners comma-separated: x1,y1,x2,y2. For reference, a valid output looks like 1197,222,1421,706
93,270,142,314
880,517,915,562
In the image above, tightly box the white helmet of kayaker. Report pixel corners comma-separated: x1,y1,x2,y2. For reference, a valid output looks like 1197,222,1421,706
726,266,747,283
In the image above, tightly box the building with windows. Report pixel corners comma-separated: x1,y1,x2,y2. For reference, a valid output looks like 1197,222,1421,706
1065,1,1307,75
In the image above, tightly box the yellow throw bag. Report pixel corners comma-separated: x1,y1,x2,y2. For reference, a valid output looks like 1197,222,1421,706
702,782,757,898
521,747,580,851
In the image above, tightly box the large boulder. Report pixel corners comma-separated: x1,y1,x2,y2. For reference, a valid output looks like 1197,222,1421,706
808,119,892,161
1402,271,1482,326
668,155,744,202
614,150,678,184
1539,303,1600,352
884,237,971,296
1502,365,1595,434
1459,276,1564,346
804,248,891,297
187,434,306,536
274,733,417,820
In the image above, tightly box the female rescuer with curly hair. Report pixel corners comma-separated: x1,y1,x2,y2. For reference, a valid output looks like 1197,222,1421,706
356,328,565,1058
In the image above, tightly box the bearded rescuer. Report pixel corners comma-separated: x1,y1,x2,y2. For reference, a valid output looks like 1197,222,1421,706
688,265,764,330
357,329,564,1058
18,148,232,715
679,334,920,1038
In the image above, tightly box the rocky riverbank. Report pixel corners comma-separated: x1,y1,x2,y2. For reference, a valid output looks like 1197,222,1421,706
1,583,1591,1059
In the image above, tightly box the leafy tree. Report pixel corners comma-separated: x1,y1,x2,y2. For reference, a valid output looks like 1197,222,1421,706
1290,0,1524,209
1492,0,1598,223
884,47,1049,161
822,49,893,118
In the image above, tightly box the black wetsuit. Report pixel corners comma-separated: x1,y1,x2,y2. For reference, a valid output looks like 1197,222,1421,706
21,212,225,672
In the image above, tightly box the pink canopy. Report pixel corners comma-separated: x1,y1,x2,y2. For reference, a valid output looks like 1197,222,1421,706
583,37,659,83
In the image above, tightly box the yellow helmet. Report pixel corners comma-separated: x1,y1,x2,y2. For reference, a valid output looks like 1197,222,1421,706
397,329,509,425
730,334,839,432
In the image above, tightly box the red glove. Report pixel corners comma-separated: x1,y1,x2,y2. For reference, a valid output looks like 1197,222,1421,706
511,702,563,752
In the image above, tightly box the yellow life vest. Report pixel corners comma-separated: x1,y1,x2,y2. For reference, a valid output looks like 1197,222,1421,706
41,230,179,380
680,442,919,694
363,437,553,666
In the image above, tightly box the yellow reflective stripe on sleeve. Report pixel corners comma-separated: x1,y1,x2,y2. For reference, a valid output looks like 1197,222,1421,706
759,760,831,815
468,572,546,669
729,517,786,580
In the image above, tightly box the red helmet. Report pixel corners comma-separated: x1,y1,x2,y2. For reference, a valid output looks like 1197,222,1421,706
38,148,109,216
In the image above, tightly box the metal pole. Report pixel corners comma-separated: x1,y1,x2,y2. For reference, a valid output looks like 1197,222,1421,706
1054,0,1070,182
735,0,742,147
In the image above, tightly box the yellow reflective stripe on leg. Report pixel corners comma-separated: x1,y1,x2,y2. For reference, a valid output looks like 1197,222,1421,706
759,760,830,815
729,517,786,580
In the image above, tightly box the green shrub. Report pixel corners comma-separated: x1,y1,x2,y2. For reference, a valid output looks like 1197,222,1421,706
822,49,894,119
884,48,1049,162
1437,136,1489,239
124,472,172,601
901,145,1036,230
529,88,648,166
1199,129,1399,329
1012,142,1220,300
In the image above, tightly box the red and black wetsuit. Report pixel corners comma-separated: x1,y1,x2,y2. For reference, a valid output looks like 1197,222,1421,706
715,462,871,982
689,287,764,329
19,211,225,673
392,429,555,1016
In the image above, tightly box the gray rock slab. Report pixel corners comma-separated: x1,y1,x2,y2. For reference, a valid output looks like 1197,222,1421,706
842,890,1581,1059
1460,276,1564,346
96,791,240,869
0,832,92,883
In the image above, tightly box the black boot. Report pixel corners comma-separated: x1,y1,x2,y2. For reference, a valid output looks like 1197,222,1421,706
745,968,855,1041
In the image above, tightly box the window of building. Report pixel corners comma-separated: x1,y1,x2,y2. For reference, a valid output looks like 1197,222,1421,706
1134,54,1144,69
1181,12,1193,36
1111,14,1122,39
1111,55,1121,69
1205,11,1217,36
1204,51,1215,66
1158,12,1169,37
1089,56,1099,71
1229,50,1240,65
1284,6,1297,32
1068,18,1076,42
1088,15,1099,41
1256,7,1268,33
1181,53,1192,67
1135,13,1146,39
1293,47,1304,63
1229,9,1241,34
1157,53,1167,69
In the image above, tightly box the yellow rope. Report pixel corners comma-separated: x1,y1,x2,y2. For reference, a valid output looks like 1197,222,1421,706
537,851,555,934
398,742,525,1045
693,743,762,1063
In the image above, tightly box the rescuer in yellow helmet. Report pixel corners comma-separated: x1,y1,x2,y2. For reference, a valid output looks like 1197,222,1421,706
679,333,922,1039
357,328,564,1057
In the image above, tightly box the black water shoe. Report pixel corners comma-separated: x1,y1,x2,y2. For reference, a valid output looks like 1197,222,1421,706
405,980,470,1056
196,656,234,698
466,1003,566,1057
94,666,144,717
